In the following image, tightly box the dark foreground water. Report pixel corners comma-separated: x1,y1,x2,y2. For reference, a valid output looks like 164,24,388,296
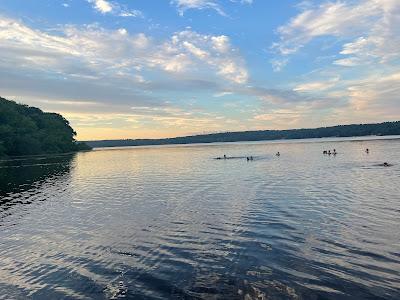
0,137,399,300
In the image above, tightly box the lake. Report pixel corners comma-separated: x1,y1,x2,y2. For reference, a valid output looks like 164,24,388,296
0,137,399,299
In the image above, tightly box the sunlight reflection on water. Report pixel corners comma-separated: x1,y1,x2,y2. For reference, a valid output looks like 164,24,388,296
0,137,399,299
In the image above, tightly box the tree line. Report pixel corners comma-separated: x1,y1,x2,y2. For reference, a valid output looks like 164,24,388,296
0,97,91,157
85,121,400,148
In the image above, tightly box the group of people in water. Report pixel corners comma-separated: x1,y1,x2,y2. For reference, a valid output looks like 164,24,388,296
217,147,392,167
322,147,391,167
218,152,281,161
323,149,338,155
323,148,372,156
247,152,280,161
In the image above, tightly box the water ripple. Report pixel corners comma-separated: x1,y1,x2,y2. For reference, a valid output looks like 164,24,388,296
0,138,399,299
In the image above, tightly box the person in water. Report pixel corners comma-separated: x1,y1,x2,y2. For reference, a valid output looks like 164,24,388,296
328,150,331,155
323,150,327,154
223,154,227,159
366,148,369,153
333,149,337,155
276,152,280,156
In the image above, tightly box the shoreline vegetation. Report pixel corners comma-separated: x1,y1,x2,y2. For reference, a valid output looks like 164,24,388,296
2,96,399,154
84,121,400,149
0,97,91,158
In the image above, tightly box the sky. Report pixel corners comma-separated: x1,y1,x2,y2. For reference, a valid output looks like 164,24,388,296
0,0,399,140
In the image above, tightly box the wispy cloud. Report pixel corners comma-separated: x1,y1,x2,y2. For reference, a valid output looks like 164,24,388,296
264,0,400,128
87,0,143,17
171,0,253,16
270,58,288,72
272,0,400,69
294,77,339,92
344,71,400,116
0,17,248,84
172,0,226,16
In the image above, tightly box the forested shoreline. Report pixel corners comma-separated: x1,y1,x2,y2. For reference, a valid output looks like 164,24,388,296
0,97,91,157
2,96,399,153
85,121,400,148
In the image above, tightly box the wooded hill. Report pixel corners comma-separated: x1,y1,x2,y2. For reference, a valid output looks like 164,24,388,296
0,97,90,157
85,121,400,148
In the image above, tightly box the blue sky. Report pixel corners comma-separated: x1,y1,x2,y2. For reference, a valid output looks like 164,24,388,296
0,0,399,140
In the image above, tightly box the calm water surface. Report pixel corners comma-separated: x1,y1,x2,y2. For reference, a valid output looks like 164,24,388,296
0,137,399,299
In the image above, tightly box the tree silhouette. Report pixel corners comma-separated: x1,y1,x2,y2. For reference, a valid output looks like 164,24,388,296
0,97,91,157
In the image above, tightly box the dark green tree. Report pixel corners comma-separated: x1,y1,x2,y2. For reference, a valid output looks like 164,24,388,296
0,97,91,157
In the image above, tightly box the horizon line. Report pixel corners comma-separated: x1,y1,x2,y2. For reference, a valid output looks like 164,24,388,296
80,120,400,142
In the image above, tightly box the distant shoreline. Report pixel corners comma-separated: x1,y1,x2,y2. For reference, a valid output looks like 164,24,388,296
90,136,400,152
82,121,400,149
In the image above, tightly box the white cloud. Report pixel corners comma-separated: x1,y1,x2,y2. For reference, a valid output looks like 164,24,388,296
272,0,400,69
347,72,400,113
0,16,248,87
213,91,233,97
171,0,253,16
155,30,248,83
218,61,248,84
211,35,230,53
320,70,400,125
294,77,339,92
172,0,226,16
119,10,143,17
183,41,209,59
88,0,112,13
333,57,361,67
270,58,288,72
274,1,377,53
87,0,143,17
267,0,400,125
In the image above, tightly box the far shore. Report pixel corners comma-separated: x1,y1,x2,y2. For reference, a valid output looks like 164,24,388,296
81,121,400,149
84,134,400,150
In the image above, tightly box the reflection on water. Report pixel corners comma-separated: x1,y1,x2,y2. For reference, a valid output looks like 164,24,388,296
0,137,399,299
0,154,74,214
